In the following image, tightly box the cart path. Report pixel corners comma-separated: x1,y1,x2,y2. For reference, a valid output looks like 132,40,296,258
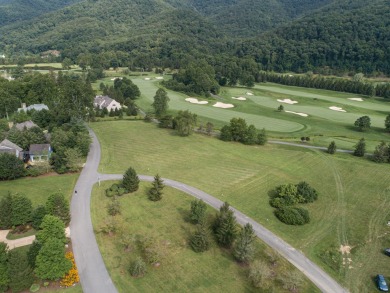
70,128,348,293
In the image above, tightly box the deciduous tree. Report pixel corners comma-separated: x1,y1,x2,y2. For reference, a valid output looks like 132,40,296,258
175,110,197,136
327,141,337,154
385,114,390,132
152,88,170,117
353,138,366,157
354,116,371,131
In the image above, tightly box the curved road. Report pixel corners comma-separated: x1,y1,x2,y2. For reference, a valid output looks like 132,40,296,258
71,129,348,293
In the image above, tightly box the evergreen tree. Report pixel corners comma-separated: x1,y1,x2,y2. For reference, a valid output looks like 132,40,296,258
11,194,33,226
0,243,9,293
354,116,371,131
0,153,24,180
190,222,210,253
213,202,238,248
0,193,12,229
36,215,66,244
385,114,390,132
148,174,164,201
45,193,70,225
327,141,337,154
219,125,232,141
34,238,72,280
277,104,284,111
372,141,389,163
7,249,34,292
152,88,170,117
257,128,267,145
27,241,42,269
122,167,140,193
233,223,256,263
353,138,366,157
190,199,207,224
31,205,47,230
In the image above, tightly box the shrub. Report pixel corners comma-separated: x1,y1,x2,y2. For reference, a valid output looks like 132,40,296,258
107,198,121,216
248,260,272,289
29,284,40,292
274,207,310,225
296,181,318,203
105,183,127,197
129,257,146,277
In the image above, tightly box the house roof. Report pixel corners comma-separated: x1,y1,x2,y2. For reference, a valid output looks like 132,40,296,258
94,95,115,108
18,104,49,112
15,121,38,131
29,144,51,155
0,139,23,152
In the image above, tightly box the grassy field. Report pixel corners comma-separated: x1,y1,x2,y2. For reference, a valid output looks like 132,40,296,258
91,181,318,292
0,174,78,206
119,78,390,151
92,120,390,292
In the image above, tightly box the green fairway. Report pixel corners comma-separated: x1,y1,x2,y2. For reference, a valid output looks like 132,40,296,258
92,121,390,292
0,174,78,206
91,181,318,293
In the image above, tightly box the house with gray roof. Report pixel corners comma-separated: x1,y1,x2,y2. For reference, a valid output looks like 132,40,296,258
94,95,122,112
0,139,23,159
28,144,52,162
15,121,39,131
18,103,49,112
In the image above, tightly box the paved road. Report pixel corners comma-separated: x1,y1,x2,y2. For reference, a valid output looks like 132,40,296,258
71,129,348,293
269,140,353,153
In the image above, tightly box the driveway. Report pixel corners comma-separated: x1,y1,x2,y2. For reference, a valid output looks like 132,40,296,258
71,128,348,293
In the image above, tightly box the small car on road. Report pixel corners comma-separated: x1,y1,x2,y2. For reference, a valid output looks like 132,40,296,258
376,274,389,292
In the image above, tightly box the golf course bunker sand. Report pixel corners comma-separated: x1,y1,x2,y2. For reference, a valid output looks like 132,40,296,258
246,92,254,96
213,102,234,109
232,97,247,101
285,110,309,117
348,97,364,102
329,106,346,112
155,76,164,80
144,77,151,80
110,77,123,81
277,98,298,104
185,98,209,105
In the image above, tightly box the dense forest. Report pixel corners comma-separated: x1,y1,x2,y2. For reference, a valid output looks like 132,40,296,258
0,0,389,75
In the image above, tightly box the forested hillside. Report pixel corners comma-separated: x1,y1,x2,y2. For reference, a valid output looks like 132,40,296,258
0,0,389,75
0,0,82,26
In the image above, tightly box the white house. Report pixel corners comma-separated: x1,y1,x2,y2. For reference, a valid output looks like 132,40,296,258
93,95,122,112
18,103,49,112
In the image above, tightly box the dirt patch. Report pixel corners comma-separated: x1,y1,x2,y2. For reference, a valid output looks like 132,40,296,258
339,245,351,254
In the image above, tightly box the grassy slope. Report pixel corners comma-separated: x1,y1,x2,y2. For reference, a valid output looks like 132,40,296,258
92,121,390,292
91,181,318,292
0,174,78,206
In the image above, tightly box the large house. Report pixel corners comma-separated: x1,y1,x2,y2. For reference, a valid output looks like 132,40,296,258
28,144,52,162
93,95,122,112
18,103,49,112
0,139,23,159
15,121,39,131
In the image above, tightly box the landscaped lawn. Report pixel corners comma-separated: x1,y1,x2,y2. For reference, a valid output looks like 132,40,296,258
92,120,390,292
91,181,319,292
0,174,78,206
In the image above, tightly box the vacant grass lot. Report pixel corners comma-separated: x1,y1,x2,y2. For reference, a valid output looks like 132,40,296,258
92,121,390,292
0,174,78,206
91,181,319,292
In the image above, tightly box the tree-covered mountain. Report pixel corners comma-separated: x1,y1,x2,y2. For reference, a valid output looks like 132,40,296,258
0,0,82,26
0,0,388,75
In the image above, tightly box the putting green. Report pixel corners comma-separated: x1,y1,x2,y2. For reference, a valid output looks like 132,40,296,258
133,78,305,132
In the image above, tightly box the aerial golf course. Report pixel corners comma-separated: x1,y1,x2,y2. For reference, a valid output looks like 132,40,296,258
90,72,390,293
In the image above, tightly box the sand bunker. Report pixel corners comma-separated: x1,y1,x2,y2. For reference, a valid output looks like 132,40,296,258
155,77,164,80
348,98,364,102
285,110,308,117
329,106,346,112
232,97,247,101
185,98,209,105
277,99,298,105
144,77,151,80
110,77,123,81
246,92,254,96
213,102,234,109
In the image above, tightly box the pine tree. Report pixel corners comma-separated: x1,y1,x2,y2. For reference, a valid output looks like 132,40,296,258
148,174,164,201
27,241,42,269
8,249,34,292
213,202,238,248
31,205,47,230
190,199,207,224
190,222,210,253
45,193,70,225
34,238,72,280
0,193,12,229
353,138,366,157
36,215,66,244
372,141,389,163
385,114,390,132
122,167,140,193
233,223,256,263
327,141,337,154
11,194,33,226
277,105,284,112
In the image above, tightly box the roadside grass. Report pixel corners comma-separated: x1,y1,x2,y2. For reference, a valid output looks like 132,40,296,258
6,228,36,240
0,174,78,206
91,181,319,293
92,120,390,291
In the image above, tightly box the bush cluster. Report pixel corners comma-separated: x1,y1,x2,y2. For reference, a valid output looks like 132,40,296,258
274,207,310,225
105,183,127,197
